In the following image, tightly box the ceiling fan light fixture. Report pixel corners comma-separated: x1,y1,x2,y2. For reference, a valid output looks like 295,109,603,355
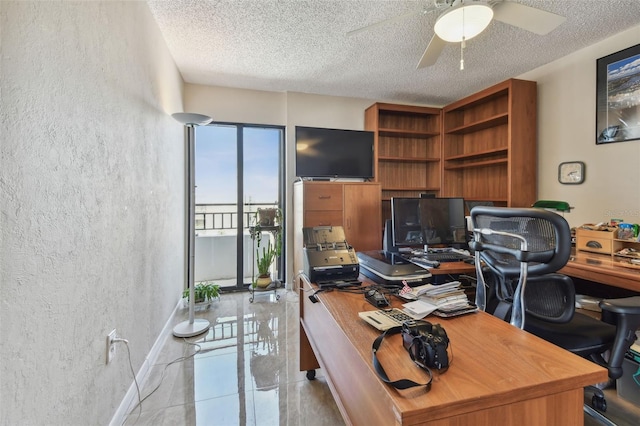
434,2,494,43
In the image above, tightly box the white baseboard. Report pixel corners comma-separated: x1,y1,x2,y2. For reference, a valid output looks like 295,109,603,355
109,299,182,426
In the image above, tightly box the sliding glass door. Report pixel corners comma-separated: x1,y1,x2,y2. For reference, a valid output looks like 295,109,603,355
194,123,284,291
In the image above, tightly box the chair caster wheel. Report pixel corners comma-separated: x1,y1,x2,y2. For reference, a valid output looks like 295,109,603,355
306,370,316,380
592,395,607,412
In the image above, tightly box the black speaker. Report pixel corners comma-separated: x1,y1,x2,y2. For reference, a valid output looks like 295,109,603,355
383,219,398,253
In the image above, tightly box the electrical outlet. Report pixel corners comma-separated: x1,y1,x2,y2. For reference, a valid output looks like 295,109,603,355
106,329,117,364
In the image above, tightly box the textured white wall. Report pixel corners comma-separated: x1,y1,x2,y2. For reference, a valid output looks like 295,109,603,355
520,25,640,228
0,1,184,424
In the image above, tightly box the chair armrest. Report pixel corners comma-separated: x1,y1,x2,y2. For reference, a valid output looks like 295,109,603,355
598,296,640,380
600,296,640,315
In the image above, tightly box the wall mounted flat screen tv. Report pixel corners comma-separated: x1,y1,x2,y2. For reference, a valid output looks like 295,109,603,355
295,126,374,179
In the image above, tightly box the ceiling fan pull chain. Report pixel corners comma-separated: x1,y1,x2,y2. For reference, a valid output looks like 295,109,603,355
460,5,466,70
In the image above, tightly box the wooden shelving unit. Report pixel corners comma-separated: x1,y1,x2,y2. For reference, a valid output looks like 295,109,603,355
362,79,537,225
441,79,537,207
365,103,442,222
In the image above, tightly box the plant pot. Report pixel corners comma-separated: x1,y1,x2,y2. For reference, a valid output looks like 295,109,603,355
182,297,215,309
258,208,277,226
256,275,272,288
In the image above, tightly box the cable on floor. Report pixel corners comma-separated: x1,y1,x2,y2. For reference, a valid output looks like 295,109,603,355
121,338,202,425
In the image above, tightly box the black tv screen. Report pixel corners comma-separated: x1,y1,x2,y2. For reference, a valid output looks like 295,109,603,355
295,126,374,178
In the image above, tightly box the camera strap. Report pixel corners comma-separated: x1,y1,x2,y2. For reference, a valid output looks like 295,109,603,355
371,326,433,390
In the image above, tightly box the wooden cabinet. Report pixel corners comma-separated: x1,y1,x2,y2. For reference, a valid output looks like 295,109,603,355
441,78,537,207
365,103,442,222
293,181,382,277
576,227,640,269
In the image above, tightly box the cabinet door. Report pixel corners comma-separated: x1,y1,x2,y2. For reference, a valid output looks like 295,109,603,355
344,184,381,252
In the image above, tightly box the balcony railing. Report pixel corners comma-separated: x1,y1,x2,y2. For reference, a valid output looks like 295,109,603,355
193,203,280,284
195,203,276,232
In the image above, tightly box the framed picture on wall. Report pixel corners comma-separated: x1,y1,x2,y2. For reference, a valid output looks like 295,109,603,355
596,43,640,144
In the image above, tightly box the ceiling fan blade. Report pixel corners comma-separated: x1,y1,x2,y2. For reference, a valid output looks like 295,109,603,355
347,7,433,36
492,1,566,35
417,34,447,69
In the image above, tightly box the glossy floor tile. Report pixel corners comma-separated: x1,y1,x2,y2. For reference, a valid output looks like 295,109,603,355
122,290,343,426
121,289,639,426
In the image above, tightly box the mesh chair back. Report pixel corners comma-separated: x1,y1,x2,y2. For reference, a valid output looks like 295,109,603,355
470,207,572,277
470,207,573,328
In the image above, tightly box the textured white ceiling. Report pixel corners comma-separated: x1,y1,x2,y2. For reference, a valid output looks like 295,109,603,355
147,0,640,106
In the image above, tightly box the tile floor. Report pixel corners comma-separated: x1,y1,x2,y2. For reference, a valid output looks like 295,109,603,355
122,289,342,426
121,289,639,426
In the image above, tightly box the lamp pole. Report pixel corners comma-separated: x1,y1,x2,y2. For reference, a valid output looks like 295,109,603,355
172,113,213,338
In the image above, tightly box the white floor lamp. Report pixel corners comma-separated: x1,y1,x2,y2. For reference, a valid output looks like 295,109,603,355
172,112,213,338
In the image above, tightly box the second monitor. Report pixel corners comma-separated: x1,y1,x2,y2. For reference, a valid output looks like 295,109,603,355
391,197,467,251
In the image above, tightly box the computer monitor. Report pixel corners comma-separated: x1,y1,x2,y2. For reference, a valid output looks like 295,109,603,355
390,198,422,249
390,197,467,250
418,198,467,247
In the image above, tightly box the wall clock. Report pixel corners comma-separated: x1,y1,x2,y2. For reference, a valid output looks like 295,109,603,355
558,161,585,184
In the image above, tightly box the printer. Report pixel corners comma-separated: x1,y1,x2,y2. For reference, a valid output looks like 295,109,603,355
302,226,359,284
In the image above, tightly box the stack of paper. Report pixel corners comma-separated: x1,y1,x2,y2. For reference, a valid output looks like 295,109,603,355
401,281,477,318
399,281,462,300
422,289,470,311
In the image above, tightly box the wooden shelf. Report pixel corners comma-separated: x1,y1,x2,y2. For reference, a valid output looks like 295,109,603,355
614,254,640,260
444,113,509,135
464,196,509,203
444,158,508,170
444,148,508,162
379,156,440,163
446,87,509,110
378,128,440,138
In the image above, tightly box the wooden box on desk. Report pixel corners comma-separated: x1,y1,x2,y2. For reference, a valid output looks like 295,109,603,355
576,227,617,255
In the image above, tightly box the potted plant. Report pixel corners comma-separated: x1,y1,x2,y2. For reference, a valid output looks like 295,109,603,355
183,281,221,305
257,207,280,227
255,240,279,287
251,207,282,288
251,206,282,245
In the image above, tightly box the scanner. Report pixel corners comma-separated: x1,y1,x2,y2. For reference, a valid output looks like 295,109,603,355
302,226,359,284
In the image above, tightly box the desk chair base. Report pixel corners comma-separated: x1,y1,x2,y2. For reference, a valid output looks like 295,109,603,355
587,383,609,412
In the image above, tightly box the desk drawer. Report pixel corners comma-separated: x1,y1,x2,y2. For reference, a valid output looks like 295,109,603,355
304,184,343,211
304,211,343,227
576,229,614,254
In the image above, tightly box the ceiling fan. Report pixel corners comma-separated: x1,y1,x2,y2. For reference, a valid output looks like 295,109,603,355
348,0,566,69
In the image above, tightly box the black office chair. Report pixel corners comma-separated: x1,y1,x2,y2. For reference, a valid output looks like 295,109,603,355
469,206,640,425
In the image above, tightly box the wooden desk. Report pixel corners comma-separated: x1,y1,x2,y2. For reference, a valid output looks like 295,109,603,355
560,250,640,293
299,275,607,425
427,259,476,276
